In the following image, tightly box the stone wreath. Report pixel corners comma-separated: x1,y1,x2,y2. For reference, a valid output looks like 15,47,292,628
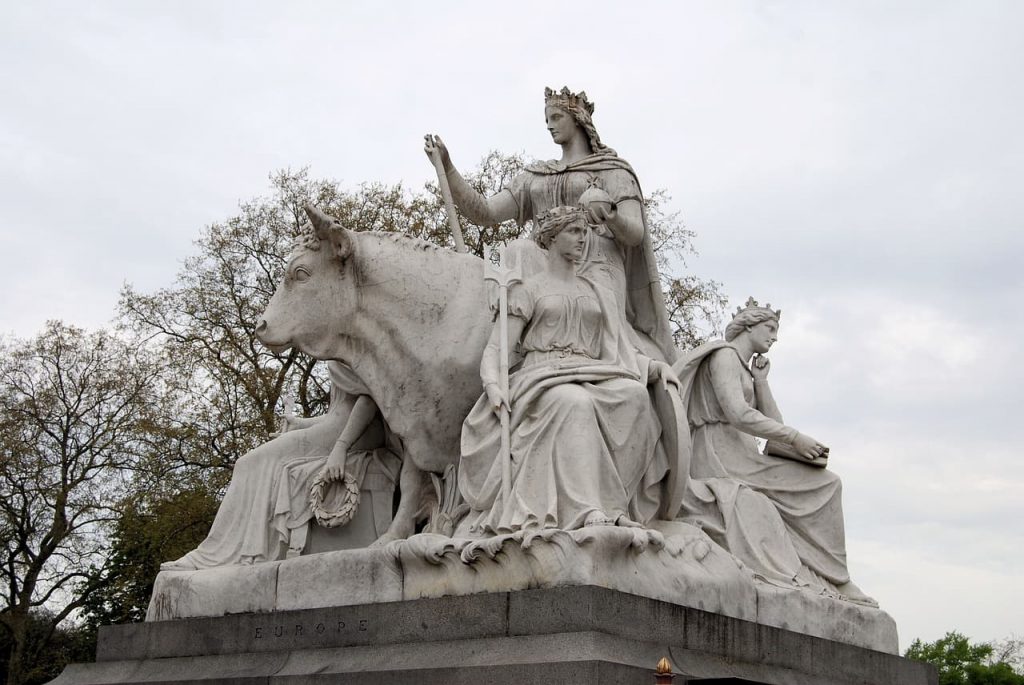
309,471,361,528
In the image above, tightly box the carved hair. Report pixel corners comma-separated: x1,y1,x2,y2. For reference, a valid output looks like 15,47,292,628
292,224,322,253
544,86,609,153
534,205,587,249
724,297,781,341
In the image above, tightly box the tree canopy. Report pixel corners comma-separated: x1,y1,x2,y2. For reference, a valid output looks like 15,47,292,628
905,632,1024,685
0,322,167,685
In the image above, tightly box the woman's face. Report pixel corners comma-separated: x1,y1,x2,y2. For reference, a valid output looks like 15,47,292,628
747,319,779,354
549,220,587,261
545,105,579,145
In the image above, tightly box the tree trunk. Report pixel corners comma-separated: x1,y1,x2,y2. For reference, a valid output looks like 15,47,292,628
5,618,27,685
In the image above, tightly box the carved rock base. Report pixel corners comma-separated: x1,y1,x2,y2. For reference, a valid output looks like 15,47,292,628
50,586,933,685
144,522,897,653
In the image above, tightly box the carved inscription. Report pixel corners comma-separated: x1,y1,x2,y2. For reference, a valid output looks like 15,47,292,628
253,615,369,640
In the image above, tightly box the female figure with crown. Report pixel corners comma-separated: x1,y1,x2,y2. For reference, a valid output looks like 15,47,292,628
424,86,676,363
671,299,875,605
458,206,688,536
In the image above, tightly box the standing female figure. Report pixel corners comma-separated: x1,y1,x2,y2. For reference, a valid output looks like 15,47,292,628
674,300,874,604
459,206,687,535
425,86,676,362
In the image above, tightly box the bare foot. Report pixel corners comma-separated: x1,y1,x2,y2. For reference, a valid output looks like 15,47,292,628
836,580,878,607
160,555,198,571
614,515,644,529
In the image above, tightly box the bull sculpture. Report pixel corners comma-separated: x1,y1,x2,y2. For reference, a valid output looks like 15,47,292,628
257,206,492,543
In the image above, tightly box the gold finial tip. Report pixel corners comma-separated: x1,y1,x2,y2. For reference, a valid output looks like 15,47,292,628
655,657,673,674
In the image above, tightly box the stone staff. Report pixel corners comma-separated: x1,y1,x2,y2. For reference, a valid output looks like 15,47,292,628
424,134,467,253
483,244,522,501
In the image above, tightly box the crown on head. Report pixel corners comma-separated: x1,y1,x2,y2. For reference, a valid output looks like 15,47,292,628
734,296,781,320
537,204,588,229
544,86,595,116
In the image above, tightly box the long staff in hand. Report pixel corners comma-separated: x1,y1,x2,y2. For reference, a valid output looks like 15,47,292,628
483,244,522,502
424,134,467,253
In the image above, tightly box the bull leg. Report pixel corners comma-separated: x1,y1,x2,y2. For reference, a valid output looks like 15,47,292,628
371,456,422,546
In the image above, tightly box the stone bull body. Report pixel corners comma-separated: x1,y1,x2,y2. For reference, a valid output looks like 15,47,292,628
256,206,492,543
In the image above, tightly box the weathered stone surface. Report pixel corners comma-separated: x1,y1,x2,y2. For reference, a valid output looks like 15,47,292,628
275,544,402,611
754,581,897,650
53,588,935,685
146,525,895,653
146,561,278,622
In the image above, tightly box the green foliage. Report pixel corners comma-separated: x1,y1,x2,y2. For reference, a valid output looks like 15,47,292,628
0,610,93,685
905,632,1024,685
80,485,221,631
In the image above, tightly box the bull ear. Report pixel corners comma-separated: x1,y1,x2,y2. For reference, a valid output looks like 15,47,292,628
304,204,353,263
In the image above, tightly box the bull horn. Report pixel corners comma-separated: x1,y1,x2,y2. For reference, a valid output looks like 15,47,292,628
304,203,353,262
304,204,335,239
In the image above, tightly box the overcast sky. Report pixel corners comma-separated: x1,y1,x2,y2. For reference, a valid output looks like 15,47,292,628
2,1,1021,650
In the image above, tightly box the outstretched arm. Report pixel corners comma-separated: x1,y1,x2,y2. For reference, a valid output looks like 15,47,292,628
424,135,518,226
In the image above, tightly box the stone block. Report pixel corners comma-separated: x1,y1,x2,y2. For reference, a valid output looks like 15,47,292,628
275,545,403,611
754,581,898,652
145,562,278,622
65,588,936,685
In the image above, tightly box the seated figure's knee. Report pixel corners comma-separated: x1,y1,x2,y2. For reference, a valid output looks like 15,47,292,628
546,383,592,411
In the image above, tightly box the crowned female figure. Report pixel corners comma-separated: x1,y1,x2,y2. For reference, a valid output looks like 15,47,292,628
672,299,874,604
424,86,676,362
458,206,688,536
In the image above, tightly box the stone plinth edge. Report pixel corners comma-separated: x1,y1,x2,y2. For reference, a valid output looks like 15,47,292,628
146,523,897,653
51,587,935,685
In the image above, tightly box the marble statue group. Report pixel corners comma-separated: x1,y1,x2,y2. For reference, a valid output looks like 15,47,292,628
162,86,876,609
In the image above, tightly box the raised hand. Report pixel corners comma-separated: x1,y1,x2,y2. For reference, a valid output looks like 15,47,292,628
751,353,771,380
423,134,452,172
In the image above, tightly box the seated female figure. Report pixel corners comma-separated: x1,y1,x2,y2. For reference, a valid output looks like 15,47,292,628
459,206,686,535
674,299,874,604
162,361,400,569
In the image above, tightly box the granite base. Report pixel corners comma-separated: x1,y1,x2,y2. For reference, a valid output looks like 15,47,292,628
49,587,936,685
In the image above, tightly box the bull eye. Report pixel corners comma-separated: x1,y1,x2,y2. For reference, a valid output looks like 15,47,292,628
294,266,312,283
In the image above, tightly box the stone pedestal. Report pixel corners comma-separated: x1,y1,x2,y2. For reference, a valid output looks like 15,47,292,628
50,586,935,685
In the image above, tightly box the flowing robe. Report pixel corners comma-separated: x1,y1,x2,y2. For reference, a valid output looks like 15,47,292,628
166,362,399,568
459,275,687,535
503,153,677,362
673,341,851,587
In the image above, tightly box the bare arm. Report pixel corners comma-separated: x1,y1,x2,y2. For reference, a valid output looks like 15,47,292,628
319,395,378,482
425,135,518,226
335,395,378,451
480,314,527,414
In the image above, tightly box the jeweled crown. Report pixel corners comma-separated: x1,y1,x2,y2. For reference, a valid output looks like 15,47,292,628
537,204,587,228
734,296,781,320
544,86,595,116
